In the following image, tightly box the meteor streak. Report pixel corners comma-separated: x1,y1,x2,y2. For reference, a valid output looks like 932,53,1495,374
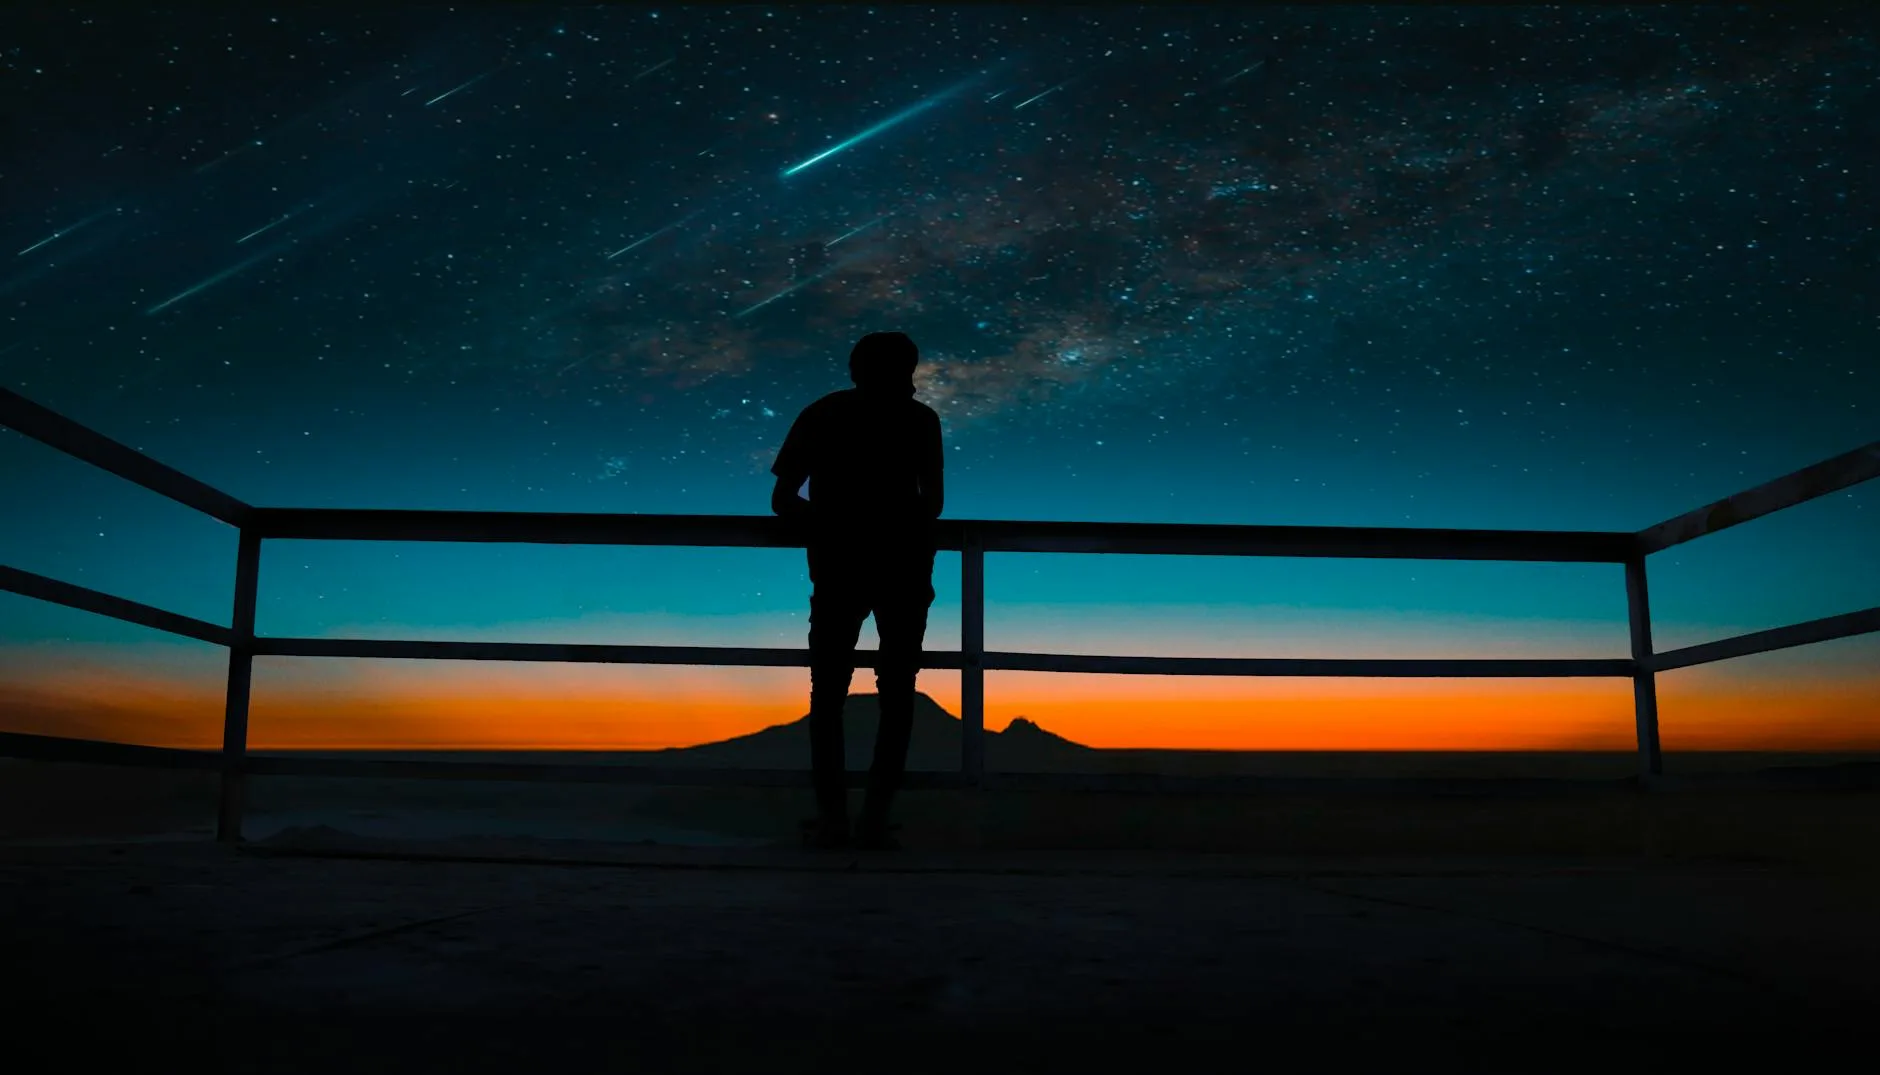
781,74,979,178
605,211,699,259
634,57,675,79
824,212,893,248
1012,80,1071,110
1220,60,1265,85
733,266,835,319
425,68,496,107
193,139,265,175
17,208,117,256
145,245,286,315
236,202,315,244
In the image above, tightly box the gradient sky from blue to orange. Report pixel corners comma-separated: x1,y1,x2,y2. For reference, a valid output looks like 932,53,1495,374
1,5,1875,752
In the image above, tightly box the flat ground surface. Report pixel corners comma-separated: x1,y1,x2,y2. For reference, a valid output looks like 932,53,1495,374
6,840,1877,1073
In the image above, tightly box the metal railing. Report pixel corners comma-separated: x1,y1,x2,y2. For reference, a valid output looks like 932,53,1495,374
4,384,1878,842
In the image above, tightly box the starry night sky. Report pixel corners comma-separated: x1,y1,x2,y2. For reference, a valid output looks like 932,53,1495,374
1,4,1876,753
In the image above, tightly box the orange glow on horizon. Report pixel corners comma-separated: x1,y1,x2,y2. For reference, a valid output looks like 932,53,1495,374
1,663,1874,753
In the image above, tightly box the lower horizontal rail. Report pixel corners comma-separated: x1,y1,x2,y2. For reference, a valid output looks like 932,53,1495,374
255,636,1633,677
0,730,221,770
0,564,232,647
988,653,1633,678
1651,606,1880,672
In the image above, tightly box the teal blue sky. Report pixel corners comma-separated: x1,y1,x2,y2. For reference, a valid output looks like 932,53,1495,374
1,6,1875,729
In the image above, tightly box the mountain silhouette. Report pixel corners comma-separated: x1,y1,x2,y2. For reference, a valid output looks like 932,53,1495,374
648,692,1091,770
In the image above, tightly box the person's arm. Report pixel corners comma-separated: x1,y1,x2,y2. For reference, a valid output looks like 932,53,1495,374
770,405,814,520
771,472,811,519
917,409,944,520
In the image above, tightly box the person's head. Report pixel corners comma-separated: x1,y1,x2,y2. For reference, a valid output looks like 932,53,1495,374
848,331,919,396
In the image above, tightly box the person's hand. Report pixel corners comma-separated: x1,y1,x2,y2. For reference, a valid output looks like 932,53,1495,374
774,497,814,542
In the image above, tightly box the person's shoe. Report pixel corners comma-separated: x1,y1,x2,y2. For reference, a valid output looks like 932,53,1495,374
852,820,901,851
799,815,851,850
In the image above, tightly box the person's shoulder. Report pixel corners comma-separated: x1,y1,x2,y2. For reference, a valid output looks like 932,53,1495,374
798,389,851,418
911,398,940,424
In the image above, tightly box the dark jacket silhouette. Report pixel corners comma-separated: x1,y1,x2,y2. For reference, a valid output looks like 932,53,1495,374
770,331,943,849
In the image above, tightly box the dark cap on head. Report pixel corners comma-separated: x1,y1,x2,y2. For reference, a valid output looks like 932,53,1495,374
849,331,919,395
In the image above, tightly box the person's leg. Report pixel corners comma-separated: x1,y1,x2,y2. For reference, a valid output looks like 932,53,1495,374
807,553,868,838
857,549,936,842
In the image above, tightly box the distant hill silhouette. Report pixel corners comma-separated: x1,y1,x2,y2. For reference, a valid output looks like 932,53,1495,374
647,692,1091,771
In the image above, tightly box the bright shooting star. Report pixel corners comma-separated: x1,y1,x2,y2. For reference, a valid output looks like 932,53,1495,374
781,74,980,178
1220,60,1265,85
144,245,286,315
17,208,117,256
1012,80,1072,111
634,57,675,79
825,212,893,248
425,69,496,107
605,212,699,260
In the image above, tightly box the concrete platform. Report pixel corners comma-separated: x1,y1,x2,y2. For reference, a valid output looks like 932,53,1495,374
5,840,1876,1072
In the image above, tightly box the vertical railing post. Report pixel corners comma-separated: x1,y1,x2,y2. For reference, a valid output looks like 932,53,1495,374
1624,552,1663,782
960,530,985,785
216,529,262,843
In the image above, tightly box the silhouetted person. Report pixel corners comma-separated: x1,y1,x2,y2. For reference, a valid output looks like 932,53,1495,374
771,331,943,851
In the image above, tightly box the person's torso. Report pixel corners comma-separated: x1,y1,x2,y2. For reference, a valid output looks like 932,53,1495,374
803,389,932,530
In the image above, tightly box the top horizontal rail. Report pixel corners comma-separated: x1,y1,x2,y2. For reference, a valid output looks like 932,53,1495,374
3,385,1869,561
248,508,1636,562
1637,439,1880,554
0,386,251,526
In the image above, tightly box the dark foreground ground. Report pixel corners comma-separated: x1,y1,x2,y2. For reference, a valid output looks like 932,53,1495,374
7,756,1880,1070
5,837,1878,1073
